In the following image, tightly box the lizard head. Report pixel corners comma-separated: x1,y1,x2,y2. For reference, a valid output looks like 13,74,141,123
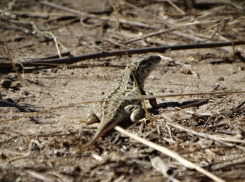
128,54,161,86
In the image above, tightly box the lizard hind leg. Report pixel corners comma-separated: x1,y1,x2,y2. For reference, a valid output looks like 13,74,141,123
76,107,101,124
125,105,144,123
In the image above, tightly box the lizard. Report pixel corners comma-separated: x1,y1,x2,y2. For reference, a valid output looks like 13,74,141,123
77,54,161,150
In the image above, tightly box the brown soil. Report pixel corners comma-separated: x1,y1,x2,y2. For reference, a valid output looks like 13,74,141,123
1,0,245,181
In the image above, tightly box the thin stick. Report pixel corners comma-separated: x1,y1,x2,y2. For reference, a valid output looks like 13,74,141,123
114,126,225,182
0,0,16,15
130,68,154,127
1,41,245,69
0,17,23,81
40,1,160,30
167,0,185,14
161,116,245,145
210,156,245,170
31,22,62,58
120,90,245,100
124,1,164,21
1,90,244,123
124,27,176,44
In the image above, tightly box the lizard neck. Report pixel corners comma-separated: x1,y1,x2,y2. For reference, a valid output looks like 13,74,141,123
115,67,145,93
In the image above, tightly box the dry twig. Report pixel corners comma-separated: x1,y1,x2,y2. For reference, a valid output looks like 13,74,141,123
1,41,245,69
115,126,225,182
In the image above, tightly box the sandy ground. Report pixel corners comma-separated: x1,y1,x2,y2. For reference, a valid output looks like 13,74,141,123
1,0,245,181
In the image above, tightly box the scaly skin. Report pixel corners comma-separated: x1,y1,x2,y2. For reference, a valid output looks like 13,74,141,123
78,54,161,150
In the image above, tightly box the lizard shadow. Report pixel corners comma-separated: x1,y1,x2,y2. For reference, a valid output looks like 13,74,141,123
0,99,44,124
0,99,38,112
156,99,208,110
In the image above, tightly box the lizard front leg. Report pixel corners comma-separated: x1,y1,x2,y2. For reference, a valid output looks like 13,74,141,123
144,91,158,109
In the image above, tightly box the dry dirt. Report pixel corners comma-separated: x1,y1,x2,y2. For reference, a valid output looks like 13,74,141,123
1,0,245,181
